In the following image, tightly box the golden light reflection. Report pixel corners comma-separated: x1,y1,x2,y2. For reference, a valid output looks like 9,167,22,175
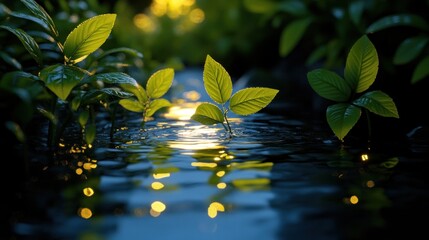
169,140,221,150
183,90,201,101
349,195,359,204
150,201,166,217
153,173,171,179
366,180,375,188
216,171,226,177
191,162,217,168
361,154,369,161
232,178,271,191
163,103,198,120
75,168,83,175
217,182,227,189
208,202,225,218
151,182,165,190
78,208,93,219
83,187,94,197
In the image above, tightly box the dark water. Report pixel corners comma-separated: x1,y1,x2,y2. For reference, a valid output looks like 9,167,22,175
4,104,429,240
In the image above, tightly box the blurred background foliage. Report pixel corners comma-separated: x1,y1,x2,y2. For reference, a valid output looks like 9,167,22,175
1,0,429,129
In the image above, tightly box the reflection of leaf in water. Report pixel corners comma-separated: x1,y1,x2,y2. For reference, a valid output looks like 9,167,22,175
148,143,174,164
192,148,232,162
152,167,180,175
232,178,271,191
379,157,399,168
230,161,273,170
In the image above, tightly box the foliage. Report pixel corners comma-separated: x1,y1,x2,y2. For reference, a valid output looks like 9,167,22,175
307,35,399,142
0,0,160,151
118,68,174,125
191,55,279,136
366,14,429,84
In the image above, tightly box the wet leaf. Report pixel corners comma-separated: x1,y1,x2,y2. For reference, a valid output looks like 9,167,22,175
119,98,144,113
353,90,399,118
230,87,278,115
39,64,87,100
191,102,224,125
63,14,116,64
203,55,232,104
20,0,58,37
307,69,351,102
146,98,171,117
326,103,361,141
146,68,174,99
345,35,378,93
0,25,42,65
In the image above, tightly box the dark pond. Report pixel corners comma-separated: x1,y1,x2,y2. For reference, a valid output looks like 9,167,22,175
3,70,429,240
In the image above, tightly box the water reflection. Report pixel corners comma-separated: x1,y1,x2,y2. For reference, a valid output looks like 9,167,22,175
6,108,429,240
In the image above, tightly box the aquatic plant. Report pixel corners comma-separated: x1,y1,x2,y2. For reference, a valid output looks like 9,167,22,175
307,35,399,142
191,55,279,136
118,68,174,126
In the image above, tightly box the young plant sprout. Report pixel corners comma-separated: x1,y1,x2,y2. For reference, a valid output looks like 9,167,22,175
307,34,399,143
191,55,279,137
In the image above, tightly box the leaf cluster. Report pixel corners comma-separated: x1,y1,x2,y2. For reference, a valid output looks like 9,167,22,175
307,35,399,142
191,55,279,136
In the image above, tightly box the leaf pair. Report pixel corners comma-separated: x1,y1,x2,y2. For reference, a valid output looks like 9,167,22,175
191,55,279,135
119,68,174,121
307,35,399,142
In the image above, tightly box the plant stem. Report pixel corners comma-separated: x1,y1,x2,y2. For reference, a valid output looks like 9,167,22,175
222,106,232,136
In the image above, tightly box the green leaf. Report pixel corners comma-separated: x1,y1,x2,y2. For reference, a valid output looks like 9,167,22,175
86,72,147,103
191,102,224,125
366,14,429,33
146,68,174,99
63,14,116,64
39,64,87,100
243,0,278,13
84,122,96,145
20,0,58,37
230,87,279,115
411,56,429,84
203,55,232,104
345,35,378,93
0,52,21,70
307,69,351,102
119,98,145,113
379,157,399,168
78,110,89,127
279,17,312,57
326,103,361,141
0,25,42,66
393,36,429,65
353,90,399,118
146,99,171,117
80,87,133,106
95,47,143,60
